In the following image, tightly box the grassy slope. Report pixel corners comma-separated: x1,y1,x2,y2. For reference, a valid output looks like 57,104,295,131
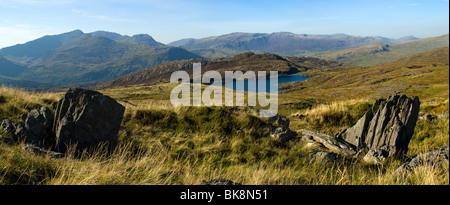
314,34,449,67
0,48,448,185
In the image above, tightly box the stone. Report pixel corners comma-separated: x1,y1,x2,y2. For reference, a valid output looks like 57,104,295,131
309,150,340,163
301,130,356,156
1,119,26,142
22,144,64,158
396,144,449,174
363,147,389,164
200,179,242,185
336,95,420,159
270,127,296,142
268,113,290,129
53,88,125,153
24,107,54,148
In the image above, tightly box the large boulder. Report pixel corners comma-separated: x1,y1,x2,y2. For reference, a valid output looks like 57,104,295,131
336,95,420,159
53,88,125,153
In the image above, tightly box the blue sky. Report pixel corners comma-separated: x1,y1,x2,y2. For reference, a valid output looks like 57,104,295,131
0,0,448,48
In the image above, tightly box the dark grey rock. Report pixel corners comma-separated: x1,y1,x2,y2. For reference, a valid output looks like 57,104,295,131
396,144,449,173
268,113,290,129
270,127,296,142
200,179,242,185
24,107,54,148
309,150,341,163
53,88,125,153
1,119,26,142
22,144,64,158
336,95,420,159
363,147,389,164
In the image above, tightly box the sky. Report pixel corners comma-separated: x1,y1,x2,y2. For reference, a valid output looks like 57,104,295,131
0,0,449,48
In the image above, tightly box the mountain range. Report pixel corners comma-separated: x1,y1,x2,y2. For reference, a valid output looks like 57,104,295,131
0,30,448,89
0,30,202,87
168,32,419,58
313,33,449,67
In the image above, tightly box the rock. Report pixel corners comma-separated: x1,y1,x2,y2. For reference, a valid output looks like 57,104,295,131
336,95,420,159
200,179,242,185
270,127,296,142
396,145,449,173
309,150,340,163
268,113,290,129
1,119,26,142
53,88,125,153
24,107,54,148
301,130,356,156
22,144,64,158
363,147,389,164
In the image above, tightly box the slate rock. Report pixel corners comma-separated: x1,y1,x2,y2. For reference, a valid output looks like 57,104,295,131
270,127,296,142
396,144,449,173
336,95,420,159
53,88,125,153
363,147,389,164
309,150,341,163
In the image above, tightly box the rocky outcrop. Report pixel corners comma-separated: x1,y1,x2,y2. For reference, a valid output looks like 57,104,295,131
396,145,449,173
1,88,125,157
53,88,125,153
336,95,420,159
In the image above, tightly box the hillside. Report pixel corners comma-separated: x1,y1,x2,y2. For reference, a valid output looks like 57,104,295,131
84,52,343,90
168,32,417,57
0,30,202,87
0,30,84,63
314,34,449,67
283,47,449,101
0,55,28,78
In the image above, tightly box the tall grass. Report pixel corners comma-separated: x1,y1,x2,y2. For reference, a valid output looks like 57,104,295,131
0,86,448,185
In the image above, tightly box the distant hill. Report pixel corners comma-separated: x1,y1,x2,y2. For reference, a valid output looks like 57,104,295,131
83,52,343,90
284,46,449,101
0,30,84,63
0,30,202,87
89,31,165,47
168,32,417,58
313,34,449,67
0,55,28,78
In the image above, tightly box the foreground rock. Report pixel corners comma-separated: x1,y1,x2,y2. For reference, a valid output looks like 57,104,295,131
301,130,356,157
336,95,420,159
53,88,125,153
396,145,449,174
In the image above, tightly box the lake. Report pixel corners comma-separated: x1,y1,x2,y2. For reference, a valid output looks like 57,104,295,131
222,74,311,93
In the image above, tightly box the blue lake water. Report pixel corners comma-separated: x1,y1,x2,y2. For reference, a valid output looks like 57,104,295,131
222,74,311,93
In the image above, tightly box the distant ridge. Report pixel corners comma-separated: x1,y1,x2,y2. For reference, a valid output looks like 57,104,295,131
0,30,202,87
313,33,449,67
81,52,343,90
168,32,419,58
